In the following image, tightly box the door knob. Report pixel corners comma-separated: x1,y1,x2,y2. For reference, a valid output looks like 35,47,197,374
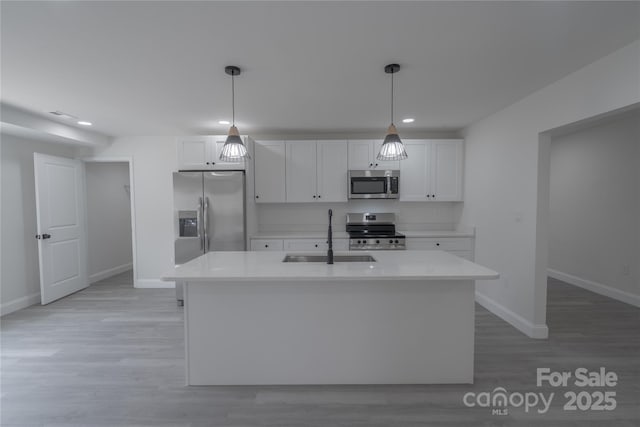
36,233,51,240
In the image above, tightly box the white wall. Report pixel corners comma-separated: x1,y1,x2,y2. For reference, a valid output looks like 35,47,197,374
0,134,79,315
85,162,133,282
461,40,640,338
548,111,640,304
88,136,177,288
258,201,461,233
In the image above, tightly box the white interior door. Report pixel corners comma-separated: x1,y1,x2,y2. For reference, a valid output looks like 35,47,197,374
34,153,88,304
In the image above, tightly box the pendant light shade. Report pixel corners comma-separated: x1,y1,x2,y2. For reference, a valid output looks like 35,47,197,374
220,65,251,161
377,64,408,161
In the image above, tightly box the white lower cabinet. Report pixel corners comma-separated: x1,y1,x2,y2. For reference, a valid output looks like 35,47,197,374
405,237,473,260
251,238,348,252
251,236,472,258
284,238,348,251
250,239,284,251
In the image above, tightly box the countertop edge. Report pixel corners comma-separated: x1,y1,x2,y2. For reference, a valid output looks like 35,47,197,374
162,274,500,282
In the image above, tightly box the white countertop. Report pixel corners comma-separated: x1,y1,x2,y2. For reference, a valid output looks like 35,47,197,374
250,230,473,239
163,250,499,282
251,231,350,239
399,230,474,238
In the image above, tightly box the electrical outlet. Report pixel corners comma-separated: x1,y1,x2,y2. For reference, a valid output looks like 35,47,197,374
621,264,630,276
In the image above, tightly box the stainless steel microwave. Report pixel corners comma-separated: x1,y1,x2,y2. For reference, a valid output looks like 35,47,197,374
348,170,400,199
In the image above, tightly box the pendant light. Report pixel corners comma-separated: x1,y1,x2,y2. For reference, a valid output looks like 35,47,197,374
219,65,250,161
377,63,408,161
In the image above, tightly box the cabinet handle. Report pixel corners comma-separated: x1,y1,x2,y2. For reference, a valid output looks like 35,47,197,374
256,195,259,199
432,194,436,198
426,195,431,198
313,195,316,199
317,195,321,199
369,163,373,167
314,244,318,248
206,162,210,165
265,244,269,248
375,163,379,167
436,243,440,246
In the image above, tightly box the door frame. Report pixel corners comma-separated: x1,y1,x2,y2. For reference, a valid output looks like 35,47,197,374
82,157,138,287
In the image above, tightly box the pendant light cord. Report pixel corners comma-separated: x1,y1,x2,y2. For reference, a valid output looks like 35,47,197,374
231,73,235,126
390,71,394,125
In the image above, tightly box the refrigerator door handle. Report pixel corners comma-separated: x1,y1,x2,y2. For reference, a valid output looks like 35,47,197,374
198,197,204,250
204,196,210,252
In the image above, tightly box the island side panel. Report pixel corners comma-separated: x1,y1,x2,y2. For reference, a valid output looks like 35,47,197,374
185,279,475,385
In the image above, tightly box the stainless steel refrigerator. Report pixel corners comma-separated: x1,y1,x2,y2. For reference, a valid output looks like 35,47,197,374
173,171,246,305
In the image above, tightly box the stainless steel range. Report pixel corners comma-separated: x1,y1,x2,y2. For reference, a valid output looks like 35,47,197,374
346,213,406,250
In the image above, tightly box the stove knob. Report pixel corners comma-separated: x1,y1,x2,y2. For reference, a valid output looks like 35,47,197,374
357,240,361,244
376,240,380,244
389,240,393,244
395,240,399,244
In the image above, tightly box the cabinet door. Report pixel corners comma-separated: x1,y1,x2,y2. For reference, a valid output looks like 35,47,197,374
177,136,210,170
373,140,401,170
347,140,373,169
400,140,431,201
254,141,286,203
283,239,325,251
431,140,463,201
250,239,284,251
405,238,472,251
212,136,246,170
317,140,348,202
285,141,317,202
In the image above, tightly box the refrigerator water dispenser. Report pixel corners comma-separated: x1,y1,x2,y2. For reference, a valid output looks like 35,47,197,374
178,210,198,237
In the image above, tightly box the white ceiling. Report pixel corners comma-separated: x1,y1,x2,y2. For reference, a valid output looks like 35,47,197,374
1,1,639,137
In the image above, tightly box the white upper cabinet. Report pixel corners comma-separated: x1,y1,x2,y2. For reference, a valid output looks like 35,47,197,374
400,140,431,201
400,139,463,202
254,141,286,203
285,140,348,203
348,140,400,170
316,140,348,202
212,137,247,170
285,141,317,203
177,136,247,170
347,140,374,169
373,140,401,170
177,136,210,170
431,140,464,201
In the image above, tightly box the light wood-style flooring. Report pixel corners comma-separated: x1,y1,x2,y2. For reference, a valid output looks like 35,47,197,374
1,272,638,426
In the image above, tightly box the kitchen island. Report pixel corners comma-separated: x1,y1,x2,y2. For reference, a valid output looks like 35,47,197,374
163,250,499,385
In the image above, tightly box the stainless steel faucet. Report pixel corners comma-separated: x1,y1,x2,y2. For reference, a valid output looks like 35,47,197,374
327,209,334,264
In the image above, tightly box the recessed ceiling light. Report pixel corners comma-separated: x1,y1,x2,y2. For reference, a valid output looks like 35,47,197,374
402,118,415,123
77,121,92,126
219,120,230,125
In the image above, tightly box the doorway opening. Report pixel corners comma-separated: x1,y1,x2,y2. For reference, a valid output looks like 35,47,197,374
535,104,640,331
83,158,137,287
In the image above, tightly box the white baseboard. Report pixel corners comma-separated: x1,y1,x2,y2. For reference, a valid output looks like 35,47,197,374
475,291,549,339
135,279,175,289
548,269,640,308
89,263,133,284
1,292,41,316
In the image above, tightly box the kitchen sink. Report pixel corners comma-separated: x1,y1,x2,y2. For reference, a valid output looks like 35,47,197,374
282,254,376,263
